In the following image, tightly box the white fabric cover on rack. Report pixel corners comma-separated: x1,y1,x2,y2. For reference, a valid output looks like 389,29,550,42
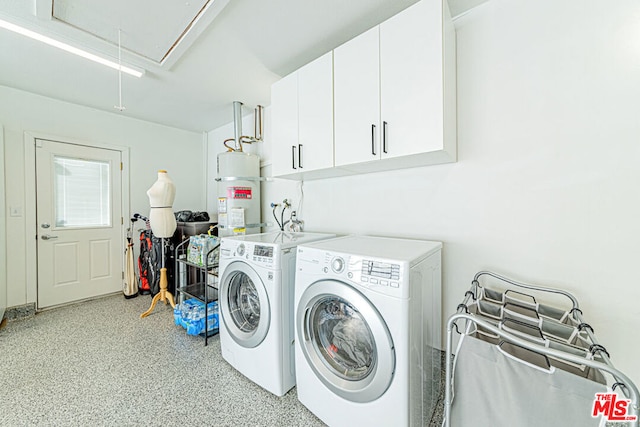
450,333,607,427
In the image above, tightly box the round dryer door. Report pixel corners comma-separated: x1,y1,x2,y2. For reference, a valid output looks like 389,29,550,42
297,279,395,403
220,261,270,348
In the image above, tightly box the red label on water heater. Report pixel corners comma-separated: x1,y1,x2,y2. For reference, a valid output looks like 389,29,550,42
227,186,252,199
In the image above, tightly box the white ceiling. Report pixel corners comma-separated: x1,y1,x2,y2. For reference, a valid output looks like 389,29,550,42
0,0,482,132
52,0,214,63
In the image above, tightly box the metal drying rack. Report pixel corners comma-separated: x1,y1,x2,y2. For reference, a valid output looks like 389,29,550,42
174,238,220,346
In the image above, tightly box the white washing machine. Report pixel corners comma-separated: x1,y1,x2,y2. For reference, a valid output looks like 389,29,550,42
218,231,336,396
294,235,442,426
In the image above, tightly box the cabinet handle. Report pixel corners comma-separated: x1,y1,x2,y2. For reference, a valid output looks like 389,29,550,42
298,144,303,169
292,145,297,169
371,124,376,156
383,121,388,154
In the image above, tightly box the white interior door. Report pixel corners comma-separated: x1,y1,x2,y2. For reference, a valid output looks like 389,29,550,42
0,125,6,320
36,139,123,308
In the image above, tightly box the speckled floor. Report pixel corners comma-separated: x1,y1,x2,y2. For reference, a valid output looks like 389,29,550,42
0,294,445,427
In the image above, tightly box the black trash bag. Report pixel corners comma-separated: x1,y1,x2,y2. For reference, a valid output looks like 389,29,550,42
174,210,209,222
191,211,210,222
175,210,193,222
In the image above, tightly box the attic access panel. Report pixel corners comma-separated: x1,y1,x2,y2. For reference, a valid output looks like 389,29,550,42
52,0,213,64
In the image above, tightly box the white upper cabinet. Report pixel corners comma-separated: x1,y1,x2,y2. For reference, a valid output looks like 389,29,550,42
334,0,456,174
298,52,334,174
380,0,448,160
271,70,298,177
270,0,456,180
271,52,334,179
334,26,381,167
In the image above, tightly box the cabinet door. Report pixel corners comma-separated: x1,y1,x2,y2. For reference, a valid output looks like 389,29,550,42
298,51,334,173
380,0,444,159
271,71,299,177
334,26,380,167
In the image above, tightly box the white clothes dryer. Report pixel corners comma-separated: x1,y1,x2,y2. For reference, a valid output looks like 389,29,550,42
294,235,442,426
218,231,336,396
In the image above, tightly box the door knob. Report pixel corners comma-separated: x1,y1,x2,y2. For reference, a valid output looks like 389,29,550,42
41,234,59,240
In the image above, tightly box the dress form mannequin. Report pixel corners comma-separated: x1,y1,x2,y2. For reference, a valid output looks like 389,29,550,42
147,170,177,238
141,170,177,318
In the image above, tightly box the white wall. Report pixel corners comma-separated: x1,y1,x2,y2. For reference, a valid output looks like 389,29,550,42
0,85,206,308
446,0,640,387
207,0,640,386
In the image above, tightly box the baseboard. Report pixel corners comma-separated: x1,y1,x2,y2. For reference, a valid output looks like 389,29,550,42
5,303,36,321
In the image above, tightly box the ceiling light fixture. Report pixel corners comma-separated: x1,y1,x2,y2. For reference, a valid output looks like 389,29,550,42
0,18,144,78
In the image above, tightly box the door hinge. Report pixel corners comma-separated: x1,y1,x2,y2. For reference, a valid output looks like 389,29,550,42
121,217,123,225
120,162,123,170
122,271,124,280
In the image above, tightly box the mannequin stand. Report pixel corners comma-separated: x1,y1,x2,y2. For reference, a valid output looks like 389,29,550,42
140,238,175,318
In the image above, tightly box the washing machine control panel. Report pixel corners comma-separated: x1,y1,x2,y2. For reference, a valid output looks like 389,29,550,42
248,243,276,266
254,245,274,258
222,241,277,267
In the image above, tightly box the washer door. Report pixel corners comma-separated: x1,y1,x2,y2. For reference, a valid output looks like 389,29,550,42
220,261,270,348
297,279,395,403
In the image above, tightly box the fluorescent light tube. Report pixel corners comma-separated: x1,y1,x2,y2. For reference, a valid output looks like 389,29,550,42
0,18,144,78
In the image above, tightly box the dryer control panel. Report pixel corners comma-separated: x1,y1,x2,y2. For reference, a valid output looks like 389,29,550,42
297,247,408,298
359,260,402,289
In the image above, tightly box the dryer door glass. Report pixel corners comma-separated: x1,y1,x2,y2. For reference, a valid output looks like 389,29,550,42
310,296,375,381
228,271,260,332
297,279,395,403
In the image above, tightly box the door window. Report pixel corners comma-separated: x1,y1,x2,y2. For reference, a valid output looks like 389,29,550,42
54,156,110,228
309,296,375,381
227,271,261,332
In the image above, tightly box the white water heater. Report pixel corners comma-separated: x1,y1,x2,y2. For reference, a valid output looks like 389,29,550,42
217,151,261,237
